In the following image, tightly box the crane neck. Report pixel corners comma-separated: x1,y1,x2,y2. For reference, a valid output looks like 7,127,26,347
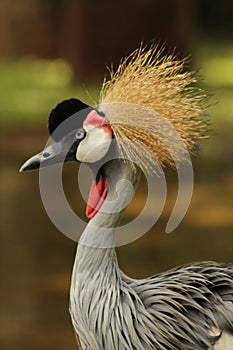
79,159,140,249
71,160,140,304
73,160,140,278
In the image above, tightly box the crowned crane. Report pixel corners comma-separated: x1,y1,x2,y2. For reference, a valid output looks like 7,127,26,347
20,46,233,349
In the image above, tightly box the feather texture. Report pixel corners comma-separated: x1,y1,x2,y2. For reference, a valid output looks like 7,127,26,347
99,45,208,174
70,160,233,350
71,241,233,350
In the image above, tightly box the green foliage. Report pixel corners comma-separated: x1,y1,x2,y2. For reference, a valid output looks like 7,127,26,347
192,41,233,163
0,42,233,129
195,41,233,122
0,58,100,126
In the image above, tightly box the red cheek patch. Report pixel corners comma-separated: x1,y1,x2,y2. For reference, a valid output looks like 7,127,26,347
84,110,112,138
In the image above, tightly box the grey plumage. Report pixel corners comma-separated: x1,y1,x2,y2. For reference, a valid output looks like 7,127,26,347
70,160,233,350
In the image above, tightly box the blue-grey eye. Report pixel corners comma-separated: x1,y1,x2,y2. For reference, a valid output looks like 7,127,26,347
75,128,86,140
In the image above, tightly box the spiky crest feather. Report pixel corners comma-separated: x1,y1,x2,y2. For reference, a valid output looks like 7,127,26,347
99,44,208,174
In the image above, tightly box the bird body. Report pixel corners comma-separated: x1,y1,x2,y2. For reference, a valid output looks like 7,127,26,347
20,45,233,349
71,252,233,350
69,159,233,350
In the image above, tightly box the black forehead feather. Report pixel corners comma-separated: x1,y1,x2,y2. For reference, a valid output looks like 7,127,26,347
48,98,93,141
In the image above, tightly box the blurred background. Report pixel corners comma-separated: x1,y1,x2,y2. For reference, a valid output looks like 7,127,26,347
1,0,233,349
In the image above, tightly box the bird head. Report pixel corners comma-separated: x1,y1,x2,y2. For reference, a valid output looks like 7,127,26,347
20,98,115,219
20,98,113,171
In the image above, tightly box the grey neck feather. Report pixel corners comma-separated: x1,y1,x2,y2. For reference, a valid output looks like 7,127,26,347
70,160,140,348
71,159,140,288
79,159,140,249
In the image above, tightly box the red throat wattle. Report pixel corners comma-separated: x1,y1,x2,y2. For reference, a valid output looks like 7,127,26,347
86,173,108,218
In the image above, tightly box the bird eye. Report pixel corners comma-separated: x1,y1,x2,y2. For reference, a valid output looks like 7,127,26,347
75,128,86,140
42,152,51,158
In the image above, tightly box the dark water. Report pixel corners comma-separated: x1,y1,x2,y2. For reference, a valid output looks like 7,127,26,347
1,127,233,350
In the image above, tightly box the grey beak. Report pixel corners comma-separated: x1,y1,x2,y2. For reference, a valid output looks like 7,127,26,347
19,140,75,172
19,152,45,172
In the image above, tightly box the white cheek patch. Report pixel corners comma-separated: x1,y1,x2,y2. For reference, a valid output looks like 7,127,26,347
76,127,112,162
